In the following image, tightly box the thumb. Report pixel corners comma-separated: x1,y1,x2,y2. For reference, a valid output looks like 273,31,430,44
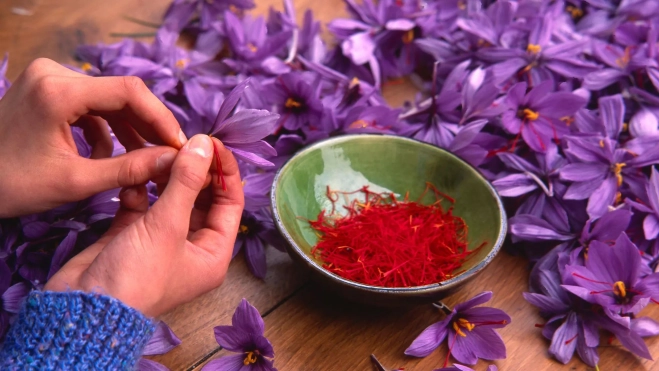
149,135,213,228
71,146,178,198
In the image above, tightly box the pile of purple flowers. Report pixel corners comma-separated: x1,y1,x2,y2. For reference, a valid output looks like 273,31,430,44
1,0,659,368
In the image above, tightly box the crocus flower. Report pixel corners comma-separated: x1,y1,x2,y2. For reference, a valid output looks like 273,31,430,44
233,210,286,279
222,11,292,75
500,81,587,153
0,260,30,336
138,322,181,371
163,0,255,31
627,167,659,240
563,233,659,315
206,80,279,167
583,40,656,91
203,299,276,371
265,72,324,131
405,291,510,366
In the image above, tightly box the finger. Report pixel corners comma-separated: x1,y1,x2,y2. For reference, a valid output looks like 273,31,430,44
65,146,178,200
105,117,146,152
71,115,114,159
148,135,213,233
64,75,187,148
107,185,150,235
189,139,244,251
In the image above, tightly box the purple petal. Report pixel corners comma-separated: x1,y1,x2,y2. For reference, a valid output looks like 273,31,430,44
491,58,528,85
509,215,573,241
630,108,658,138
599,94,624,139
586,176,617,218
232,298,265,335
549,312,578,364
643,214,659,240
2,282,30,313
405,320,450,357
535,93,587,119
632,317,659,338
244,236,267,279
213,326,252,352
48,230,79,279
143,322,181,356
448,331,477,365
455,292,493,311
648,167,659,213
137,359,170,371
523,292,570,313
226,142,276,167
214,79,250,130
341,32,375,65
492,174,538,197
559,163,608,182
214,110,278,143
466,328,507,362
202,354,246,371
462,307,511,328
583,69,627,90
183,79,208,117
385,19,415,31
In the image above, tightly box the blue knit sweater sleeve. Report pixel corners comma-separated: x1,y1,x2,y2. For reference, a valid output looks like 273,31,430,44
0,291,156,370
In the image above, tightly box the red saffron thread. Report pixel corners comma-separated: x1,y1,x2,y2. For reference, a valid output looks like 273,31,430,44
306,184,483,288
211,138,227,192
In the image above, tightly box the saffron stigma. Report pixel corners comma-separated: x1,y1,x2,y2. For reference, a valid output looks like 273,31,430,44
306,183,484,288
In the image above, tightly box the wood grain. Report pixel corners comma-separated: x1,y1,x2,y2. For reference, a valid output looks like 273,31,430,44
203,253,659,371
1,1,658,371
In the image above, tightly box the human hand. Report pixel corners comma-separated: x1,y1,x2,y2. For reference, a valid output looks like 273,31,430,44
0,58,187,218
45,135,244,317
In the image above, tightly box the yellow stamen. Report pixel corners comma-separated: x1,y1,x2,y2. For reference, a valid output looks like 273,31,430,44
452,321,467,337
349,77,360,88
349,119,369,129
175,59,187,69
243,351,258,365
247,43,258,52
613,163,626,187
521,62,536,74
616,47,632,68
402,30,415,44
565,5,583,19
523,108,540,121
241,179,246,187
613,281,627,298
81,62,93,72
285,98,302,108
599,139,605,148
527,44,542,55
560,116,574,126
457,0,466,10
622,122,629,132
615,191,622,205
239,225,249,234
457,318,475,331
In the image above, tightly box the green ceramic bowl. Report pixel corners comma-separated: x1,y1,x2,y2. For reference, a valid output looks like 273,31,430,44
271,134,506,305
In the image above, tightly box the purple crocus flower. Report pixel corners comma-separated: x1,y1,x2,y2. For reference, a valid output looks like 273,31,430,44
563,233,659,315
627,167,659,240
233,210,286,279
163,0,255,31
242,172,276,212
500,81,587,153
265,72,324,132
206,80,279,167
405,291,510,366
0,54,10,99
138,322,181,371
525,266,653,365
203,299,276,371
583,40,656,91
480,13,598,86
222,11,292,75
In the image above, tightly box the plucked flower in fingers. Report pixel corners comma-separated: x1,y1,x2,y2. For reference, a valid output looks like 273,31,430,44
405,291,510,366
203,299,277,371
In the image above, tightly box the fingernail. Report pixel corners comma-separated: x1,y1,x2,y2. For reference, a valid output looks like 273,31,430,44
156,151,177,172
185,134,211,158
179,130,188,146
120,187,139,199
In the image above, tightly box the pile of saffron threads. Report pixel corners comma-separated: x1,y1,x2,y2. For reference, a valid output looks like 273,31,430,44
307,183,484,288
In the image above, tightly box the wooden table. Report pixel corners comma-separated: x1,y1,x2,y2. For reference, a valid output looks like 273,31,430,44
1,1,657,370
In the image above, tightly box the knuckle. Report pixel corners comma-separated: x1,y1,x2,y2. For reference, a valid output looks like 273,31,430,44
175,164,205,192
117,157,148,186
23,58,57,79
121,76,148,96
29,75,62,106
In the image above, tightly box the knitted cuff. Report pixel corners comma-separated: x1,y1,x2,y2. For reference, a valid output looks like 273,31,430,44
0,291,156,371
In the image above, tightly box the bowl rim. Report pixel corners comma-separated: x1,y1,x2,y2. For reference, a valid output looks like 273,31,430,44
270,133,507,293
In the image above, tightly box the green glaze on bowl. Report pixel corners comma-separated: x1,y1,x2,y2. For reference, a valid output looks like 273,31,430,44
271,134,506,305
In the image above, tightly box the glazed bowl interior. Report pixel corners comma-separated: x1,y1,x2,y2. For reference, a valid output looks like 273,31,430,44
272,134,506,296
